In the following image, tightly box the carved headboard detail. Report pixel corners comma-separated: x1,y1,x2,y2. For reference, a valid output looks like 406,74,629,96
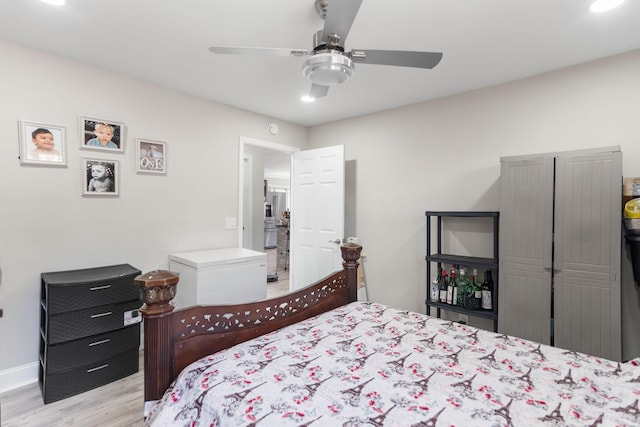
136,243,362,403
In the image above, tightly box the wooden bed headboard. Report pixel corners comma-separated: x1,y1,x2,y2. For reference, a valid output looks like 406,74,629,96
135,243,362,403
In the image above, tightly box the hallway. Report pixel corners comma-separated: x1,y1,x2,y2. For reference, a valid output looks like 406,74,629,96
265,247,289,299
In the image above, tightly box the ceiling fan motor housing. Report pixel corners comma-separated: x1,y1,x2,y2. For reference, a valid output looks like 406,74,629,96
302,51,354,86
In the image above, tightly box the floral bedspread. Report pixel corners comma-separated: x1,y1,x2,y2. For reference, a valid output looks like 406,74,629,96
146,302,640,426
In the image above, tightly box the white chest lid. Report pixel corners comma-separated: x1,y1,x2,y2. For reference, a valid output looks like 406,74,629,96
169,247,267,268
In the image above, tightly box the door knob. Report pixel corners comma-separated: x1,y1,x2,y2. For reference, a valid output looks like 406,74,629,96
329,239,341,244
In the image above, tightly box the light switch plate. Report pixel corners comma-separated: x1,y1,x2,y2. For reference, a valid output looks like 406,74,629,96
225,217,237,229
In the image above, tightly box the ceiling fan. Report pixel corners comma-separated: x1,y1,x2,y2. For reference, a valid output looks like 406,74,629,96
209,0,443,100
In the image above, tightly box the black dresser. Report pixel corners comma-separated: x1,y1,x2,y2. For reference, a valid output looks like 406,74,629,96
39,264,142,404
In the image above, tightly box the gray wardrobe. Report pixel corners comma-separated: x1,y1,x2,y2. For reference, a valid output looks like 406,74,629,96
498,146,622,361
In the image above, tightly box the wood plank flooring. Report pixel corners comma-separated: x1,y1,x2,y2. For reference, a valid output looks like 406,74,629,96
0,351,144,426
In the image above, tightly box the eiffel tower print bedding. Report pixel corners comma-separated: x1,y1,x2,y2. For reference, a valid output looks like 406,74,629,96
145,302,640,426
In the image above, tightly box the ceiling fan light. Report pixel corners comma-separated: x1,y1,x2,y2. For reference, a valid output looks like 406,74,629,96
302,52,354,86
589,0,625,12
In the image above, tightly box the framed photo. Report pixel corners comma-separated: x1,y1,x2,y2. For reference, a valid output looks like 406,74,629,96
80,116,125,153
18,120,67,166
136,138,166,174
82,158,119,196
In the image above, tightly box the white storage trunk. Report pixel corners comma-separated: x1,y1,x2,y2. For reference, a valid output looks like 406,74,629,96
169,247,267,309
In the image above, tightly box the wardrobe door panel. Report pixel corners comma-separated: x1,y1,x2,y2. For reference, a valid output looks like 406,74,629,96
498,156,554,344
554,152,622,361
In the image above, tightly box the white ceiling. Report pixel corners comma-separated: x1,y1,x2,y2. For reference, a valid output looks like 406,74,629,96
1,1,640,127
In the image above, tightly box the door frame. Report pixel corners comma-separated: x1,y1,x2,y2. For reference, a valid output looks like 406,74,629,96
237,136,299,249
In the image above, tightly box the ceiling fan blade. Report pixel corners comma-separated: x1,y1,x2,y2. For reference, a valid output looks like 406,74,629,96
322,0,363,46
349,49,443,69
310,83,329,99
209,46,309,57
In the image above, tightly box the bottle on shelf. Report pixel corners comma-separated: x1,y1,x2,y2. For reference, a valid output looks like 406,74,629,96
446,267,457,305
482,270,494,310
465,269,475,308
462,268,482,310
457,267,469,307
431,269,441,302
438,268,448,303
473,274,482,302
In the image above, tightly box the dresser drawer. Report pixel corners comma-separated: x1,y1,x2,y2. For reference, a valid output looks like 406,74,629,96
40,349,139,404
42,264,140,314
43,324,140,374
46,300,141,344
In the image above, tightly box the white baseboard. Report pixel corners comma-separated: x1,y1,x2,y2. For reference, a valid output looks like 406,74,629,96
0,362,38,394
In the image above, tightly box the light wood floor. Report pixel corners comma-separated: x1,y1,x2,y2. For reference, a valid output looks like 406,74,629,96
0,254,290,427
266,247,290,298
0,351,145,426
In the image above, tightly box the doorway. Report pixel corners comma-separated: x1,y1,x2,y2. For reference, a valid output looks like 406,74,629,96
238,137,298,296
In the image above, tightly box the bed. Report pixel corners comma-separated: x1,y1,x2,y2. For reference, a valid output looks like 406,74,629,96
136,244,640,426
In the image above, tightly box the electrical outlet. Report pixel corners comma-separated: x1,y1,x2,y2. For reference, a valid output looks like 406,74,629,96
458,314,468,324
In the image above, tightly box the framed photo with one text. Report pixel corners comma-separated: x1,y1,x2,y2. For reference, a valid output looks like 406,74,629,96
136,138,166,175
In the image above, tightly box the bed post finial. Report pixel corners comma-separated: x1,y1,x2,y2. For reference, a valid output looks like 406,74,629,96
341,243,362,302
135,270,179,316
135,270,180,404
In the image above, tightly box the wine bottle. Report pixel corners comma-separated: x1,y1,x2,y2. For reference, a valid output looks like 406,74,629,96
481,270,494,310
473,272,482,300
452,278,458,307
439,268,448,303
431,269,441,301
446,268,456,305
466,269,477,309
457,267,469,307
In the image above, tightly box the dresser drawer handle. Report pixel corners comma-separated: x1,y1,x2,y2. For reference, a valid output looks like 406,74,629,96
87,364,109,373
89,285,112,291
89,338,111,347
90,311,112,319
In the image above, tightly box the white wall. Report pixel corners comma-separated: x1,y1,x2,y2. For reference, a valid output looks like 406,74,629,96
309,49,640,361
0,40,307,390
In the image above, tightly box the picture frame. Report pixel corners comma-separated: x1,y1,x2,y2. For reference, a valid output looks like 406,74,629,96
136,138,166,174
18,120,67,166
80,116,125,153
82,158,119,196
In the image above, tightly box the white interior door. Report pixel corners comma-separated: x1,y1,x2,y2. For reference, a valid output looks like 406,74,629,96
290,145,345,291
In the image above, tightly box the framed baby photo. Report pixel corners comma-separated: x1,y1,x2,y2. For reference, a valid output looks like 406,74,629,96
136,138,166,175
18,120,67,166
82,158,120,197
80,116,125,153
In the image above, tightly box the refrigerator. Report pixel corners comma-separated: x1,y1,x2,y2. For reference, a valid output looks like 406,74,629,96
169,247,267,309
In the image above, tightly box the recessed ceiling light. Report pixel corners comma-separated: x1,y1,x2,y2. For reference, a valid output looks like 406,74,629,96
41,0,66,5
300,95,315,103
590,0,625,13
